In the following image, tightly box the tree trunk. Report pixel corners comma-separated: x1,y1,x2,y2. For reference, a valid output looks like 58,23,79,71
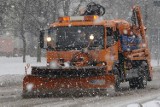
72,0,83,16
63,0,70,16
21,15,26,63
37,40,41,62
22,34,26,63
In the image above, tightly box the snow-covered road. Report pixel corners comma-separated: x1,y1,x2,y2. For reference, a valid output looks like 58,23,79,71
0,57,160,107
0,67,160,107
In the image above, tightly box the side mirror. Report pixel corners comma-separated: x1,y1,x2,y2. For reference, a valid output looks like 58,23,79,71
40,30,48,49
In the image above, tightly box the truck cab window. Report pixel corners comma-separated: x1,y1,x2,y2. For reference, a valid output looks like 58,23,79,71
106,27,114,47
106,28,119,47
113,30,119,41
47,26,104,50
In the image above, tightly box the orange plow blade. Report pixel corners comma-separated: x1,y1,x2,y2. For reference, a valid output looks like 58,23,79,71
22,67,115,97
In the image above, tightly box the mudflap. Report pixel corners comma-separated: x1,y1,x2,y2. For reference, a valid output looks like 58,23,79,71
22,74,116,98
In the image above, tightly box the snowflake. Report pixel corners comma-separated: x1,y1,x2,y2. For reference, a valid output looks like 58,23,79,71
26,83,34,92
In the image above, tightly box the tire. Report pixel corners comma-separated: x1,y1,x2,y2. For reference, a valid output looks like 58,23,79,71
137,75,147,89
137,61,148,88
129,76,147,89
112,65,121,92
129,78,137,89
129,61,148,89
115,75,121,91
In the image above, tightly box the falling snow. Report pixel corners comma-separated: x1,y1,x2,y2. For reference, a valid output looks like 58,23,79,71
0,0,160,107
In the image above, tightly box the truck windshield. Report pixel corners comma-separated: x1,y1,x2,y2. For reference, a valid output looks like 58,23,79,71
48,26,104,50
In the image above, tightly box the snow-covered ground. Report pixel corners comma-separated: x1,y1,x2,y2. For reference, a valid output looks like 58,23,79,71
0,56,158,75
151,60,160,67
0,57,158,87
0,56,46,75
0,56,46,87
127,98,160,107
0,57,160,107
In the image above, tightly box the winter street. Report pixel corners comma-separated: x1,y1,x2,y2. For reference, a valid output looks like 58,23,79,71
0,0,160,107
0,64,160,107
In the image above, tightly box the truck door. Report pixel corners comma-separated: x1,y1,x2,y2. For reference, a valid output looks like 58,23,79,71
106,27,119,61
106,27,118,68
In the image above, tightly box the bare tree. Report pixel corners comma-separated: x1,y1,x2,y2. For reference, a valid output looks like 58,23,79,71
2,0,158,61
7,0,31,62
26,0,63,62
5,0,63,62
0,0,11,31
62,0,71,16
72,0,86,16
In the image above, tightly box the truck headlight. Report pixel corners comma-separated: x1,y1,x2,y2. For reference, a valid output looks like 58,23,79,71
89,34,94,40
47,37,51,42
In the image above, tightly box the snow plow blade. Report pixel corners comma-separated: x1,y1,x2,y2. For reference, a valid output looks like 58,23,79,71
22,66,115,97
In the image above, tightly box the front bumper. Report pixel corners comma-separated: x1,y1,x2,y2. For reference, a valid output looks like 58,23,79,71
23,74,115,97
23,66,115,97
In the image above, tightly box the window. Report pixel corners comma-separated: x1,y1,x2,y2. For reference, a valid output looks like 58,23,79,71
106,27,114,47
48,26,104,50
106,27,119,47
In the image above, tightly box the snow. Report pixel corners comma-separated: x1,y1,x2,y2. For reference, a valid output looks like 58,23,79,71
26,83,34,92
0,57,159,87
151,60,160,67
0,57,160,107
34,100,78,107
0,56,46,86
0,56,46,75
0,74,24,87
0,56,156,75
49,60,59,69
64,62,70,68
128,99,160,107
143,100,160,107
127,103,142,107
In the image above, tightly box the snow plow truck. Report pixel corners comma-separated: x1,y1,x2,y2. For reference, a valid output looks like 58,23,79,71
23,2,153,97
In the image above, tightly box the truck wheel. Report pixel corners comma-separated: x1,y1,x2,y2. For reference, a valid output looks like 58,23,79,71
129,79,137,89
129,75,147,89
137,61,148,88
137,75,147,89
115,75,121,91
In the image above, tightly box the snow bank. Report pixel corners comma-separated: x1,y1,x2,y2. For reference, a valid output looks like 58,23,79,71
127,101,160,107
127,97,160,107
0,56,46,75
143,100,160,107
151,60,160,67
127,103,142,107
0,74,24,87
0,57,159,87
0,56,158,75
0,56,46,86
